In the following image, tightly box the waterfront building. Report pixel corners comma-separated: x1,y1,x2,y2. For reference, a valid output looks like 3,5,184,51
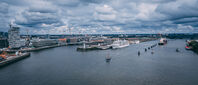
0,32,8,48
30,39,58,48
0,32,8,38
0,39,8,48
8,25,21,49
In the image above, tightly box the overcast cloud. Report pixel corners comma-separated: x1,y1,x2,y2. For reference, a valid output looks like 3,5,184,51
0,0,198,34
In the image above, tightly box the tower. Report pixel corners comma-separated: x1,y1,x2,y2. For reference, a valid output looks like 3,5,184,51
8,24,21,49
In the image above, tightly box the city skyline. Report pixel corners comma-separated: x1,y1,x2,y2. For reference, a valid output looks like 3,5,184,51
0,0,198,34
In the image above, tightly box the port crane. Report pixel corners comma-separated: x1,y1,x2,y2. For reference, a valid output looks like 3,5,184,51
0,47,11,60
0,51,7,60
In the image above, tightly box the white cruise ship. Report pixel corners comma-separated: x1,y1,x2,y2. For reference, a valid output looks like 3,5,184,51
111,39,129,49
158,38,167,45
130,40,140,44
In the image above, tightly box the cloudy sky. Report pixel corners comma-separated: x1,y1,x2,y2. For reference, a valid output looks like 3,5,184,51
0,0,198,34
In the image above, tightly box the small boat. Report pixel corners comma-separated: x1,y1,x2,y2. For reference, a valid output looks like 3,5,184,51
106,54,111,62
185,46,192,50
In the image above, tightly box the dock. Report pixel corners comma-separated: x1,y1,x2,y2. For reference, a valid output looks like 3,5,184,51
0,53,31,67
21,44,62,52
1,44,66,53
77,45,111,51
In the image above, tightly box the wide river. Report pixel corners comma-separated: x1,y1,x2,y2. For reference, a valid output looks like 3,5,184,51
0,39,198,85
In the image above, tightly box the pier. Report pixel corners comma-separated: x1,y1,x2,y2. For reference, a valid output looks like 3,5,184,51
77,45,111,51
0,53,30,67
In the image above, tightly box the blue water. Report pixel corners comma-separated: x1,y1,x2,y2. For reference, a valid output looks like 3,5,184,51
0,39,198,85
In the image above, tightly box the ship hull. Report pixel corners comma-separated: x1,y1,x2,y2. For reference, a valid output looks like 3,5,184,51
112,44,129,49
158,43,165,45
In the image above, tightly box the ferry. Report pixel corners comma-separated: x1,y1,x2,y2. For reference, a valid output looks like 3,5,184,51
158,38,167,45
111,39,129,49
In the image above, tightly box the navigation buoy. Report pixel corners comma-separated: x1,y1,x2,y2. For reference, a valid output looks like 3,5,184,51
176,48,180,52
151,51,154,54
151,49,154,54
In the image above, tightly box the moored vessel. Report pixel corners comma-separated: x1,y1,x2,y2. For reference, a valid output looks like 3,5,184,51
158,38,167,45
111,39,129,49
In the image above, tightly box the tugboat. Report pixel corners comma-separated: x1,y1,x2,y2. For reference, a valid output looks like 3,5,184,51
158,38,167,45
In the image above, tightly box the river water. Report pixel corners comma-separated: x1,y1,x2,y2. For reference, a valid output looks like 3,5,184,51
0,39,198,85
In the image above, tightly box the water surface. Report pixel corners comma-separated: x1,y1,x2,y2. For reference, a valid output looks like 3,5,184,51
0,39,198,85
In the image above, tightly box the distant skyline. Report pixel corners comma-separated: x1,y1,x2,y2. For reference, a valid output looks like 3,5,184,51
0,0,198,34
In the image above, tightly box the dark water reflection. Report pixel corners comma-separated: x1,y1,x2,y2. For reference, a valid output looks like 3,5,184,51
0,39,198,85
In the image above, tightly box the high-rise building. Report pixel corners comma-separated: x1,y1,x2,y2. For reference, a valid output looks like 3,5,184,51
0,32,8,38
8,25,21,49
0,39,8,48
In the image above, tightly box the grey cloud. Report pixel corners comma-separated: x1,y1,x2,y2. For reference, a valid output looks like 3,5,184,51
155,0,198,31
0,0,198,34
0,2,10,31
0,3,9,14
156,0,198,19
15,7,63,28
